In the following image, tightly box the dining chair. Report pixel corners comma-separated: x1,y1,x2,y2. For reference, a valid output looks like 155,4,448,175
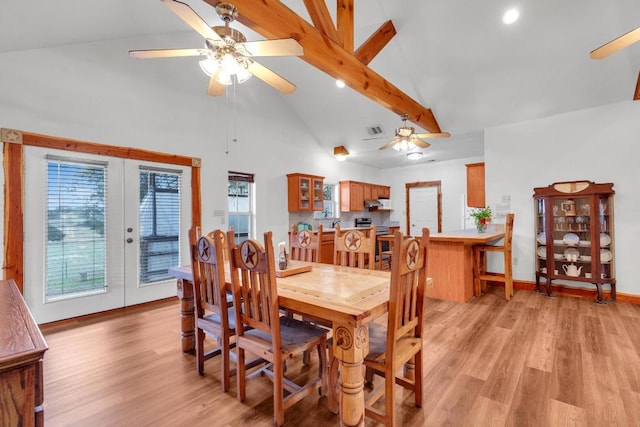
289,224,323,263
227,230,328,427
189,227,234,390
363,228,430,427
333,224,376,269
472,213,515,301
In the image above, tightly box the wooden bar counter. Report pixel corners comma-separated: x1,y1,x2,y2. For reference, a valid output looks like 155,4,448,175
427,227,504,302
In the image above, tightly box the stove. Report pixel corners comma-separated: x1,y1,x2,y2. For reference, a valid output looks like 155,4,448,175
354,217,389,235
354,218,389,259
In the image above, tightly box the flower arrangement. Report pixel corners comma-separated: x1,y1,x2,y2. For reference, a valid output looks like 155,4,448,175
470,206,492,232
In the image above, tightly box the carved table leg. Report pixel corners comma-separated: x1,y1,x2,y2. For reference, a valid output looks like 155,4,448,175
333,323,369,427
176,278,195,353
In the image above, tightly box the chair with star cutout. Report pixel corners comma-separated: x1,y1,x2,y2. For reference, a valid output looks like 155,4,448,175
363,228,430,426
189,227,235,389
333,224,376,269
227,230,329,427
288,224,323,263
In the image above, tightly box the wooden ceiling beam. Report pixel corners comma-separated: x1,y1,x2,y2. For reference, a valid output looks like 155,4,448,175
204,0,443,133
337,0,354,53
634,70,640,101
355,20,396,65
302,0,338,44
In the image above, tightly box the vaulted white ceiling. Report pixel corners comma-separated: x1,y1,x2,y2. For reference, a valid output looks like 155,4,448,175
1,0,639,169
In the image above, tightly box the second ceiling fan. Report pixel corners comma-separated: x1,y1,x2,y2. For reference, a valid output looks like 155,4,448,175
129,0,303,96
366,114,451,151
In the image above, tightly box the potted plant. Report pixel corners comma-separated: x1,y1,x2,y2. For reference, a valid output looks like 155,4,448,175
470,206,492,232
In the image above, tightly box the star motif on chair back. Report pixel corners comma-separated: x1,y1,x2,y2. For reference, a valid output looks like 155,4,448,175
240,240,258,268
197,238,213,262
405,240,420,269
298,230,311,247
344,231,362,251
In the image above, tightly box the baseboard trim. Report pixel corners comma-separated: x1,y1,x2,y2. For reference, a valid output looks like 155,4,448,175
39,296,178,331
488,280,640,304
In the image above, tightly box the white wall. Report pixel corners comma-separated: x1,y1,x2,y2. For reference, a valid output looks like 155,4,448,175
486,100,640,295
381,155,484,233
0,36,380,277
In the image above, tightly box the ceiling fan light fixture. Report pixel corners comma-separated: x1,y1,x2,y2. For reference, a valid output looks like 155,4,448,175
199,57,219,77
334,145,350,161
393,139,415,151
406,151,423,160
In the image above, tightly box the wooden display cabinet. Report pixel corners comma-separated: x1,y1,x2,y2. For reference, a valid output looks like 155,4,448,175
533,181,615,303
287,173,324,212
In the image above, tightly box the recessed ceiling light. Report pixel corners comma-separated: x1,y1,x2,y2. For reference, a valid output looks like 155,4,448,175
502,8,519,25
336,79,346,88
406,151,422,160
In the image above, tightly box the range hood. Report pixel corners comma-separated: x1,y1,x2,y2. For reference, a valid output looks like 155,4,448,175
364,199,383,208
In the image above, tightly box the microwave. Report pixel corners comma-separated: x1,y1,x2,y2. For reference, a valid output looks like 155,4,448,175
380,199,392,209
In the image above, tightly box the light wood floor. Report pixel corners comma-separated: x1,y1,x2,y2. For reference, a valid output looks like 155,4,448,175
41,287,640,426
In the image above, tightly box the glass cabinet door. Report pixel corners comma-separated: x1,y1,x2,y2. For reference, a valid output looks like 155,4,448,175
598,195,614,281
312,178,323,211
299,177,311,210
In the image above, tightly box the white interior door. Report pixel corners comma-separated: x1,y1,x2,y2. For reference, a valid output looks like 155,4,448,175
23,146,191,323
409,186,439,236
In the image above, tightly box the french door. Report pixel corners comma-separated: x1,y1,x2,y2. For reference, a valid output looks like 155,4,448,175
23,146,191,323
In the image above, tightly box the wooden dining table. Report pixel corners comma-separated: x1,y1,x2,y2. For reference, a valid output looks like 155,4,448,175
169,261,430,427
427,227,505,302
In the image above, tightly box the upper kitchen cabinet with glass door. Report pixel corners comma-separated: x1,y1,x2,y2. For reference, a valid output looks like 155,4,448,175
533,181,615,304
287,173,324,212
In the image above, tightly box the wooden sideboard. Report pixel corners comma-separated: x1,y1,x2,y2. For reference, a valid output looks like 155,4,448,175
0,280,48,427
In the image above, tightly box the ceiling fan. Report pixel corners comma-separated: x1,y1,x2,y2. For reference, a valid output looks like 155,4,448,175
129,0,303,96
590,26,640,101
365,114,451,151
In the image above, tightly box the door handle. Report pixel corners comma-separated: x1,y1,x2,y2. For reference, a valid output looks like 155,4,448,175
126,238,134,243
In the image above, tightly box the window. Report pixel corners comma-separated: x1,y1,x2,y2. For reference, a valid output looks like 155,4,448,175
46,157,107,300
228,171,254,244
138,167,182,285
314,183,339,219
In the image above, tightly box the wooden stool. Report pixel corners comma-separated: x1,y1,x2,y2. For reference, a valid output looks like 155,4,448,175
473,213,515,301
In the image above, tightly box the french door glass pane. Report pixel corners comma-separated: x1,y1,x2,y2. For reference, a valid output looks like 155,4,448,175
46,160,107,300
138,169,182,285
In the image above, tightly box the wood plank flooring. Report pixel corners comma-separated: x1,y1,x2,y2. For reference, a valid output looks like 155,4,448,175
40,287,640,426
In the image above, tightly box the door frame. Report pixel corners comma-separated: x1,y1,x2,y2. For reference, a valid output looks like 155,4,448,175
2,128,202,294
405,181,442,234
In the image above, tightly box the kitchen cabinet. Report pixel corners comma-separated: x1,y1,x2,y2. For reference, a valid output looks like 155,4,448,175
466,162,485,207
340,181,364,211
0,279,48,427
320,231,335,264
340,180,391,212
287,173,324,212
533,181,615,304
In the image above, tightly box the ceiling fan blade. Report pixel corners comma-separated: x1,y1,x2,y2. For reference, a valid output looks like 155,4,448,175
412,139,431,149
162,0,222,42
378,138,400,150
247,61,296,94
128,48,207,59
238,39,304,57
590,26,640,59
362,135,389,141
634,69,640,101
207,70,225,96
414,132,451,139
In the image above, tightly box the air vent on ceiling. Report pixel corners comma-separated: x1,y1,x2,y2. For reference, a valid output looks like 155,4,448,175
366,125,384,136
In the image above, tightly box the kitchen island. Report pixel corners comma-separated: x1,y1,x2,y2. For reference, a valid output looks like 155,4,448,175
427,227,505,302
